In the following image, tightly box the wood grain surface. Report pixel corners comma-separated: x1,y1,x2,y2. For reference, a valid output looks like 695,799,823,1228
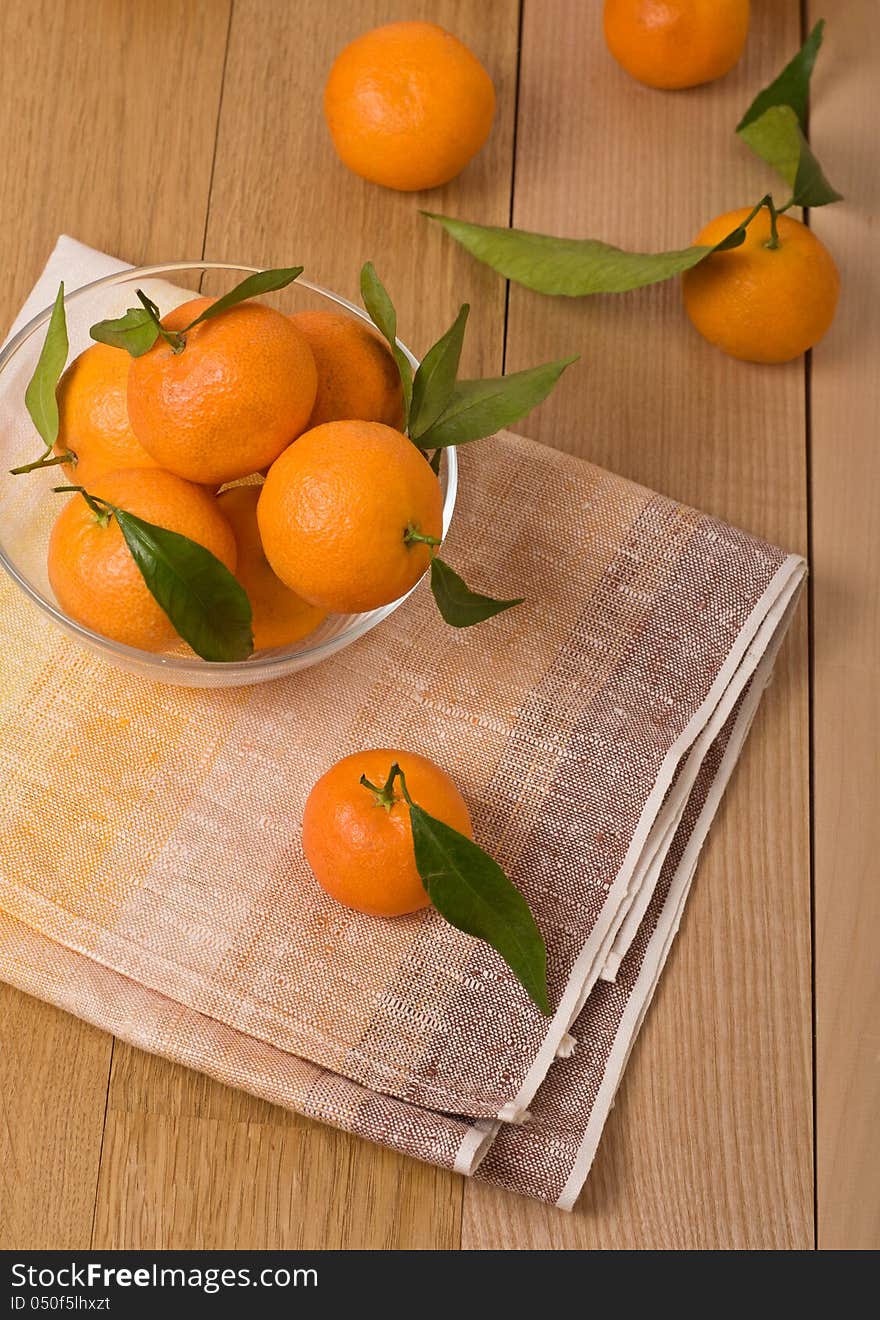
0,0,875,1251
461,0,813,1250
808,0,880,1254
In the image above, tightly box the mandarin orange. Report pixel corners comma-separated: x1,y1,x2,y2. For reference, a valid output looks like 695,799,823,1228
127,297,317,485
48,468,237,653
324,21,495,191
289,310,403,428
604,0,750,90
217,484,327,650
302,749,473,917
257,421,443,615
54,342,159,484
682,207,840,363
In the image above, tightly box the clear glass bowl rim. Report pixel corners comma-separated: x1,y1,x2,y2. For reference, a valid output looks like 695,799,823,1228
0,261,458,676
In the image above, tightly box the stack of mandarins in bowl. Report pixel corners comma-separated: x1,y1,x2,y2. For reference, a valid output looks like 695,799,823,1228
45,292,441,656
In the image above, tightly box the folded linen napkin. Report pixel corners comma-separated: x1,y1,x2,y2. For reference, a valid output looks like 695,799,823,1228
0,237,805,1208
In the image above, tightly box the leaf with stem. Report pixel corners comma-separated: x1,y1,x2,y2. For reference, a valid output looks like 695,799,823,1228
424,215,723,296
136,289,185,352
53,486,253,662
430,557,523,628
359,262,414,427
181,266,304,330
90,306,161,357
363,764,550,1013
90,266,305,358
417,357,577,449
25,282,68,450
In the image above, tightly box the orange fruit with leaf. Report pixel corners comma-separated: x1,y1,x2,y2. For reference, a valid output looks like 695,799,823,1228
324,21,495,191
20,261,566,654
682,207,840,363
431,24,842,367
302,748,549,1009
302,748,473,917
217,484,326,650
603,0,750,90
289,310,403,428
48,468,237,653
51,343,160,484
127,296,318,485
257,420,443,614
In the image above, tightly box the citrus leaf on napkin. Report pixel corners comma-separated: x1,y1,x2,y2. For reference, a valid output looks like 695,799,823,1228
430,557,523,628
417,357,576,448
409,303,469,440
360,262,414,427
113,509,253,662
407,797,550,1014
25,282,68,448
90,306,160,357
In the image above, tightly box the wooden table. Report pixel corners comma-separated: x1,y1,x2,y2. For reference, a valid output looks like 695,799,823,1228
0,1,876,1252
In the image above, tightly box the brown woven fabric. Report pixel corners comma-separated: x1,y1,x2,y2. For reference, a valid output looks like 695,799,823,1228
0,239,805,1206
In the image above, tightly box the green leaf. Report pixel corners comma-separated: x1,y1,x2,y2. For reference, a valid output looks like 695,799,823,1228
738,104,842,208
90,306,160,357
181,266,304,331
738,105,802,186
418,357,576,449
409,303,469,440
430,557,522,628
359,261,397,342
25,283,68,449
425,214,717,296
735,21,841,208
737,19,825,133
360,262,413,426
407,797,549,1013
792,131,843,208
112,508,253,662
713,220,752,252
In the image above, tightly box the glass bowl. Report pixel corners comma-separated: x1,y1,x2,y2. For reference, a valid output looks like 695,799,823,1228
0,262,456,688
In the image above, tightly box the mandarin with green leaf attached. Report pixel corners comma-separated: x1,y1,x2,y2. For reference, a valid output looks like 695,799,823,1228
47,468,237,653
302,748,472,917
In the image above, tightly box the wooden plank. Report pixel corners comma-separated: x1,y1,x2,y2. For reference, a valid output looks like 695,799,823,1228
809,0,880,1252
93,1050,462,1249
93,0,519,1251
0,995,110,1249
0,0,232,1250
462,0,813,1247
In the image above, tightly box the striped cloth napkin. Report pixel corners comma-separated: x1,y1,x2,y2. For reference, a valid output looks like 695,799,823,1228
0,238,805,1209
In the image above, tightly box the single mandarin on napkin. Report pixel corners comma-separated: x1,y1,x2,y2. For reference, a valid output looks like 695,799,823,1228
257,420,443,614
217,484,326,651
48,467,237,652
682,207,840,363
289,310,404,429
127,297,317,486
302,749,472,917
53,342,160,484
604,0,750,90
323,21,495,191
